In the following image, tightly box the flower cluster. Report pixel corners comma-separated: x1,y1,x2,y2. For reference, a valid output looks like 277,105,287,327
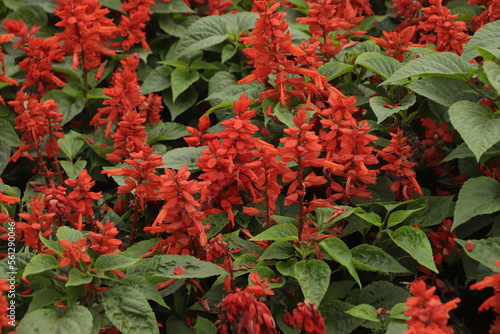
470,261,500,334
284,299,327,334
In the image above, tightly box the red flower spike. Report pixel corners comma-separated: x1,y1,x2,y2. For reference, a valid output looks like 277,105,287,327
284,299,327,334
89,221,122,255
110,0,155,51
470,261,500,334
58,238,91,268
404,280,460,334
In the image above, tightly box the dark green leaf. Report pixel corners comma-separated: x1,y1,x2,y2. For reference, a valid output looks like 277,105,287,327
407,77,479,106
60,160,87,180
319,300,364,334
176,16,228,58
17,306,93,334
453,176,500,230
121,274,169,308
171,67,199,102
163,86,198,120
0,118,21,146
351,244,409,274
66,268,93,287
94,254,139,271
26,289,61,314
58,130,85,161
249,223,298,242
145,254,226,279
259,241,295,261
43,90,86,126
141,65,171,94
103,286,159,334
405,196,454,227
387,208,423,228
7,4,47,27
204,212,230,239
456,237,500,271
194,317,217,334
295,259,331,305
56,226,84,242
151,0,195,13
370,94,416,123
318,62,355,81
355,52,402,80
320,238,361,287
161,146,206,171
358,281,410,310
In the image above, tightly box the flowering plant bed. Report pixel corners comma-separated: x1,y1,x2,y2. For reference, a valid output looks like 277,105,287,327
0,0,500,333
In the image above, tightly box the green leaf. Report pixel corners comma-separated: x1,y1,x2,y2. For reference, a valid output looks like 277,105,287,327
0,141,11,175
141,65,171,94
121,274,169,308
320,238,361,287
151,0,195,13
353,208,382,226
370,94,416,123
194,317,217,334
449,100,500,161
274,103,295,129
295,259,331,305
249,223,298,242
66,268,93,287
276,258,297,277
26,289,61,314
345,304,380,322
147,122,188,144
483,60,500,94
163,86,198,120
387,208,423,228
43,90,86,126
17,306,93,334
351,244,410,274
318,62,355,81
161,146,206,171
463,21,500,61
58,130,85,161
7,4,48,27
382,52,471,85
204,212,230,239
56,226,84,242
60,160,87,180
390,303,410,320
455,238,500,271
389,226,438,273
170,67,199,102
23,254,59,277
145,254,226,279
121,238,161,258
319,300,364,334
221,44,237,64
259,241,295,261
355,52,402,80
0,118,21,146
404,196,454,226
407,77,479,106
176,16,229,58
358,281,410,310
103,286,159,334
453,176,500,230
94,254,139,271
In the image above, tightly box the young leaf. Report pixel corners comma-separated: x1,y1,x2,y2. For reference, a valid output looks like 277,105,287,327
60,160,87,180
351,244,410,274
66,268,93,287
370,94,416,124
453,176,500,230
56,226,84,242
387,208,423,228
353,207,382,226
170,67,200,102
259,241,295,261
449,100,500,161
382,52,471,85
355,52,402,80
345,304,380,322
455,238,500,272
320,238,361,287
23,254,59,277
389,226,438,273
58,130,85,161
17,306,93,334
295,259,331,305
249,223,298,242
102,286,159,334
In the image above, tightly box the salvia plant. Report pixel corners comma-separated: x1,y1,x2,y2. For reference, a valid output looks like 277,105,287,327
0,0,499,333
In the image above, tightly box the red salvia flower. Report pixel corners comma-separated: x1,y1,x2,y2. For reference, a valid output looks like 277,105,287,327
420,118,454,167
468,0,500,30
391,0,424,31
139,93,163,124
54,0,117,70
1,280,15,330
284,299,327,334
92,54,145,137
38,181,69,226
17,196,55,252
185,115,217,147
58,238,91,268
110,0,155,51
371,26,425,62
206,0,233,15
89,221,122,255
418,0,471,54
65,169,103,230
107,109,147,162
375,129,423,201
404,280,460,334
0,33,18,103
470,261,500,334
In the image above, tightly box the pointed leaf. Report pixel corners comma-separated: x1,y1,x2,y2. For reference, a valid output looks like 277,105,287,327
370,94,416,123
94,254,139,271
58,130,85,161
249,223,298,242
259,241,295,261
141,65,171,94
23,254,59,277
345,304,380,322
351,244,409,274
295,259,331,305
455,237,500,272
66,268,93,287
170,67,199,102
387,208,423,228
17,306,93,334
483,60,500,94
407,77,478,106
463,21,500,61
389,226,438,273
320,238,361,287
453,177,500,230
145,254,226,279
176,16,228,58
450,100,500,161
355,52,402,80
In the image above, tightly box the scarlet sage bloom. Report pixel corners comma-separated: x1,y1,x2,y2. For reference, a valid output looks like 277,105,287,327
371,26,425,62
1,280,15,330
469,0,500,30
58,238,91,268
89,221,122,255
65,169,103,230
107,109,147,162
470,261,500,334
206,0,233,15
284,299,327,334
17,196,55,252
54,0,116,70
420,118,453,167
110,0,155,50
92,55,145,137
404,280,460,334
0,34,18,102
419,0,471,54
217,273,277,334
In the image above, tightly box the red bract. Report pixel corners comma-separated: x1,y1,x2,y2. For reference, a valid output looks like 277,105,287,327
54,0,116,70
418,0,471,54
102,145,163,210
110,0,155,50
145,166,208,254
107,109,147,162
58,238,91,268
420,118,453,167
391,0,424,30
65,169,103,230
0,33,17,97
17,196,55,252
217,273,277,334
185,116,216,147
284,299,327,334
404,280,460,334
92,54,145,137
375,129,423,201
206,0,233,15
468,0,500,30
89,221,122,255
371,26,425,62
470,261,500,334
